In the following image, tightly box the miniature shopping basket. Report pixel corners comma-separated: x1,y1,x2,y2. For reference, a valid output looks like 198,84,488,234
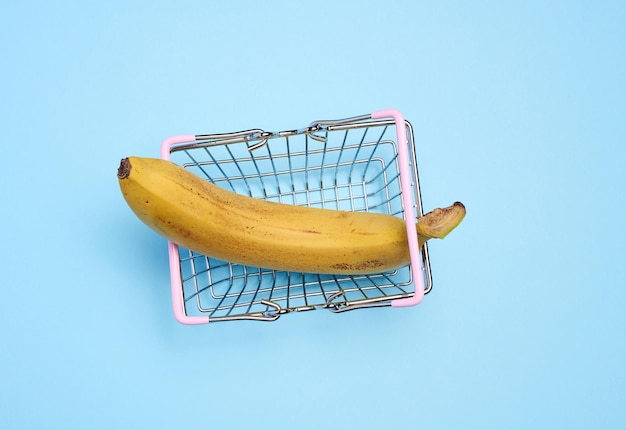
160,109,432,324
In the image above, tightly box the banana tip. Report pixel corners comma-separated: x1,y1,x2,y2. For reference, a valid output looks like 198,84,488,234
118,158,131,179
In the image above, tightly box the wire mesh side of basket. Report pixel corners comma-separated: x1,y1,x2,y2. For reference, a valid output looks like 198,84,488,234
166,116,432,322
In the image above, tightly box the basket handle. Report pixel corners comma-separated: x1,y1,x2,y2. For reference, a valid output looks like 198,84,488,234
161,135,211,324
371,110,425,307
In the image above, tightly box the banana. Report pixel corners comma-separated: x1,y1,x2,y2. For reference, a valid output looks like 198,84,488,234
118,156,465,275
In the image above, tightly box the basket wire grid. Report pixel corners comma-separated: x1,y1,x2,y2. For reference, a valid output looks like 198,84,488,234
161,111,432,324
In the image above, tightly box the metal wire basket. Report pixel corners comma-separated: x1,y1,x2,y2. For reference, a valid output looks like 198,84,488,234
160,109,431,324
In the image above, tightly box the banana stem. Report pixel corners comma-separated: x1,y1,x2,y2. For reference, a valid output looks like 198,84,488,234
416,201,466,248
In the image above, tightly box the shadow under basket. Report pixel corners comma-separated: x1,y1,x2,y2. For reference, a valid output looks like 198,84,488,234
160,109,432,324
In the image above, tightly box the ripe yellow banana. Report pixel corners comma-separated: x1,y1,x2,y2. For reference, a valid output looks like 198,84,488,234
118,156,465,275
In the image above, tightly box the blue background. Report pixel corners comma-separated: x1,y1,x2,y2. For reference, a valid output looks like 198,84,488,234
2,1,625,428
